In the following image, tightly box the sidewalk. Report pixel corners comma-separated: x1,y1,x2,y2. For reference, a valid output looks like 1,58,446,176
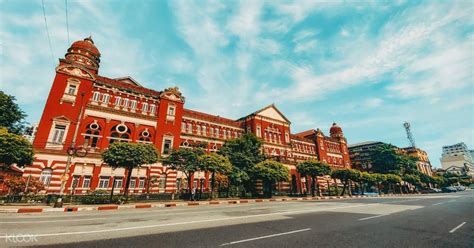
0,194,410,214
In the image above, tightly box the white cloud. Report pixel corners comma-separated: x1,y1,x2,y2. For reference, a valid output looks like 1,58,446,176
340,28,350,37
364,98,383,108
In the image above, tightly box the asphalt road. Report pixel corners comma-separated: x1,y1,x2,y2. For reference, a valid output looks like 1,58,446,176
0,191,473,247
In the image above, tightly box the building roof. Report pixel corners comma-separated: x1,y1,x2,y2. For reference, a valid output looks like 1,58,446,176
294,129,317,138
239,104,291,124
183,109,242,128
95,75,161,97
290,134,315,144
348,141,383,148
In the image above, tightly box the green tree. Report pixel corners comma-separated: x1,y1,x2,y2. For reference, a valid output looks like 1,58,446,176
252,160,289,197
198,153,232,199
102,143,158,199
297,160,330,196
0,91,27,134
331,168,361,196
218,133,265,194
384,174,402,193
372,173,387,194
0,127,34,168
369,144,402,174
360,172,377,194
162,148,204,197
402,174,421,193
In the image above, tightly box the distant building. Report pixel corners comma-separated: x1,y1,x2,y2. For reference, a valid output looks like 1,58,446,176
23,123,38,143
349,142,433,176
399,147,433,176
440,142,474,178
348,141,386,171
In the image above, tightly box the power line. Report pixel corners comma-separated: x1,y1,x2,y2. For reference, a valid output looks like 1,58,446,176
65,0,70,44
41,0,55,63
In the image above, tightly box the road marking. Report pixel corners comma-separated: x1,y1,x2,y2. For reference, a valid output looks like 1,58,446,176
358,214,388,221
0,217,108,224
432,199,456,206
220,228,311,246
449,222,466,233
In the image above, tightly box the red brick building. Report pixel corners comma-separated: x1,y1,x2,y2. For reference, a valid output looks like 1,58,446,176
23,37,351,195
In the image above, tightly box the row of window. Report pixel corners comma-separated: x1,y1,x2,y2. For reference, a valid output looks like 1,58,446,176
256,126,290,144
91,92,157,115
292,143,316,154
181,122,242,139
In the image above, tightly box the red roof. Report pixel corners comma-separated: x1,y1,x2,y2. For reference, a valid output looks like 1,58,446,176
330,122,343,134
96,75,161,97
71,37,100,56
294,129,317,138
290,134,314,143
183,109,242,128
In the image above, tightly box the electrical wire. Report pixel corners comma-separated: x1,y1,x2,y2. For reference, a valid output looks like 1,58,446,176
65,0,70,44
41,0,55,63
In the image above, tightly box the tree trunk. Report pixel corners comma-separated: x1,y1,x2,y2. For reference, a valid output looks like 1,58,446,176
327,181,331,196
311,176,315,197
348,180,352,196
210,172,215,200
186,172,193,201
341,180,347,196
361,182,366,195
333,179,340,196
316,180,321,197
376,182,381,195
123,167,134,202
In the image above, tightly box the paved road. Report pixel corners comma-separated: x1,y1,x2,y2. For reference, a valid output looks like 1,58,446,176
0,191,473,247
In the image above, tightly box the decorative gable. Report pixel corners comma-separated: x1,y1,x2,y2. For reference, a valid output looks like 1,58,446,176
254,104,290,124
114,76,142,87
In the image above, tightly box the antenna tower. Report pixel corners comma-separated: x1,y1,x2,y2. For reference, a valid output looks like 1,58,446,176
403,121,416,148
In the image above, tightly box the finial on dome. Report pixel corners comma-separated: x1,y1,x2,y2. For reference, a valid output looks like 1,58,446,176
84,36,94,44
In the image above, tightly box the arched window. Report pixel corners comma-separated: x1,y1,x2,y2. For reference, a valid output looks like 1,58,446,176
138,129,152,143
84,122,101,148
109,124,131,144
40,168,53,187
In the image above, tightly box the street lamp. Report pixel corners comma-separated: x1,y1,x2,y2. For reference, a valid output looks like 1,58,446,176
54,92,87,208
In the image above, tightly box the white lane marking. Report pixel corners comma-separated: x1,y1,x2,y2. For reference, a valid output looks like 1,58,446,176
449,222,466,233
220,228,311,246
432,199,456,206
0,217,108,224
358,214,388,221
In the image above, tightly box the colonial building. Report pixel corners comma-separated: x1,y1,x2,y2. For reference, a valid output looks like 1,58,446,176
22,37,351,195
399,147,433,176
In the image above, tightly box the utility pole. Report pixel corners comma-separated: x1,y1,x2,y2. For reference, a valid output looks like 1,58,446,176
54,92,87,208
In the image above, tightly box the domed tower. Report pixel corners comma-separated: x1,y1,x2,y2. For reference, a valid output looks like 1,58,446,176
330,122,344,139
64,36,101,74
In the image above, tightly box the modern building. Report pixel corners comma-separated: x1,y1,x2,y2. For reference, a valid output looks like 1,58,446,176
22,37,351,195
440,142,474,178
347,141,386,171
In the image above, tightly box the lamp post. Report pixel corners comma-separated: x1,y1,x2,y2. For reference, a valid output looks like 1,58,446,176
54,92,87,208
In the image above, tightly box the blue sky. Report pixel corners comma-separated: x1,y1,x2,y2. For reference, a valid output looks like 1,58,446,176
1,0,473,167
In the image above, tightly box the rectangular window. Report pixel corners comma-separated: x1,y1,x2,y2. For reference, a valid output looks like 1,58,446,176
142,103,148,113
181,122,186,132
92,92,101,102
102,94,110,104
163,139,172,154
256,126,261,137
114,96,121,106
202,126,207,136
72,176,80,189
149,104,156,115
122,98,129,108
67,85,77,95
83,177,91,188
139,179,145,188
210,127,214,137
168,106,175,116
98,177,109,188
52,125,66,144
130,178,136,189
187,123,192,133
159,174,166,190
176,178,181,191
216,128,220,138
130,100,137,110
223,130,227,139
114,178,123,189
196,125,201,135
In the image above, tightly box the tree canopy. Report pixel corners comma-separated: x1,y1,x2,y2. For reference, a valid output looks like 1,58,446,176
0,91,27,134
296,160,331,196
0,127,34,168
198,153,232,198
162,148,204,195
102,142,159,198
252,160,289,183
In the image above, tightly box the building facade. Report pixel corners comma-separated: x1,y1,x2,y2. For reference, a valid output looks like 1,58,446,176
22,37,351,195
440,142,474,178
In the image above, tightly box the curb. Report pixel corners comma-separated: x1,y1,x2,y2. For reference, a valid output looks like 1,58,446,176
0,193,416,214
